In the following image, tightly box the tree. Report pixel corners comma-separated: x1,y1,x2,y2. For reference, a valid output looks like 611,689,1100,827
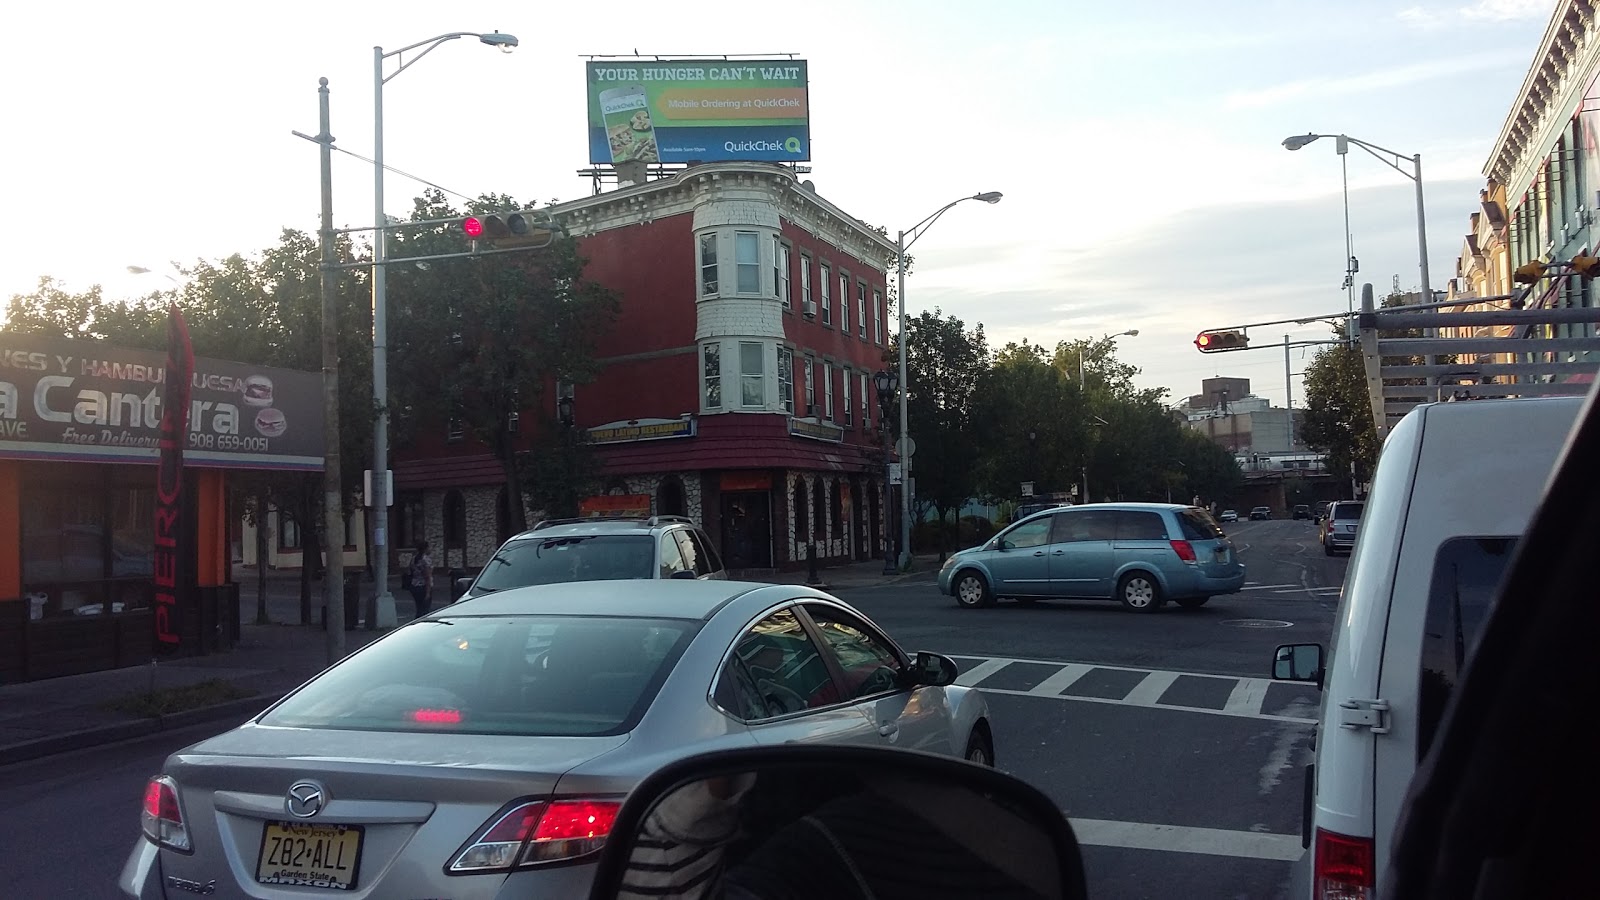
970,341,1092,502
893,309,988,549
386,190,620,533
1299,342,1378,486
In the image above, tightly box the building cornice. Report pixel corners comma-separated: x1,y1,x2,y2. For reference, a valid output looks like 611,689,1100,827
547,163,898,274
1485,0,1598,190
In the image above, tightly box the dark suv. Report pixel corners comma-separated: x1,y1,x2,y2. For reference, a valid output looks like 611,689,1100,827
453,515,725,602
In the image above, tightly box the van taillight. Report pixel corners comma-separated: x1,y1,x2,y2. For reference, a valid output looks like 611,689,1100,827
1169,540,1197,562
1313,828,1373,900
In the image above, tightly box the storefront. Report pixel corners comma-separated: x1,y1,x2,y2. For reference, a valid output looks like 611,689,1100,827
1,334,323,682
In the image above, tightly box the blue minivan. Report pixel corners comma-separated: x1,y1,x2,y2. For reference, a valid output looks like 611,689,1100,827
936,503,1245,612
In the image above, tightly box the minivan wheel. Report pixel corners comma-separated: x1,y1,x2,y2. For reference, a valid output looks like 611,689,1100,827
954,570,994,608
1117,572,1163,612
1174,596,1209,609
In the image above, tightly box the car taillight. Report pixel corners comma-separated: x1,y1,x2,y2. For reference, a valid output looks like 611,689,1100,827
449,798,622,873
1313,828,1373,900
1169,540,1197,562
140,775,192,852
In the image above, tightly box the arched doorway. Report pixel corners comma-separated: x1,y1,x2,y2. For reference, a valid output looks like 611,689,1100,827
812,478,827,546
495,488,512,543
443,489,466,568
792,478,809,556
657,477,687,518
866,480,881,562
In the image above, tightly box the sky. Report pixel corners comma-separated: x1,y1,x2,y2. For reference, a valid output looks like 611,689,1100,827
0,0,1559,408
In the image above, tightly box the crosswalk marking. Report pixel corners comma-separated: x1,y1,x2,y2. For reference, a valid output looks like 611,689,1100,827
954,658,1012,687
951,655,1317,725
1028,663,1092,696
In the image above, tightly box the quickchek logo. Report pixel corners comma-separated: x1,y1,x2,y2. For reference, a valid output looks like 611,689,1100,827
724,137,804,154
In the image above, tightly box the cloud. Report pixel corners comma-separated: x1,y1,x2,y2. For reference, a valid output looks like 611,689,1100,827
1400,0,1553,28
1224,51,1528,109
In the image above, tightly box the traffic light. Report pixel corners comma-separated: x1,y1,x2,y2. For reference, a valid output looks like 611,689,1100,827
1571,256,1600,279
1513,261,1547,284
461,211,558,249
1195,330,1248,352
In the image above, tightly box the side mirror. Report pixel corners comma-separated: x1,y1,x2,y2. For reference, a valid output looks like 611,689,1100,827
585,746,1088,900
453,577,473,598
1273,643,1324,686
908,650,959,687
670,569,699,580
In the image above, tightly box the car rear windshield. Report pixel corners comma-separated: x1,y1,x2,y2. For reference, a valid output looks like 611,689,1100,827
1333,503,1365,520
1177,509,1225,540
473,535,654,590
259,615,698,737
1418,537,1517,760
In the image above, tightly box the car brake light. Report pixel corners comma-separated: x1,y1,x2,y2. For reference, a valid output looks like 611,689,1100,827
140,775,192,852
1313,828,1374,900
449,798,622,873
1169,540,1197,562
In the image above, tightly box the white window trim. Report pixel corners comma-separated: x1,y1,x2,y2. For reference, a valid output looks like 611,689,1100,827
820,263,832,325
823,361,835,421
804,356,816,415
800,254,812,311
778,344,795,414
739,341,765,409
842,367,853,426
858,284,867,339
703,342,722,410
775,238,792,308
699,232,719,299
734,231,762,295
874,289,884,345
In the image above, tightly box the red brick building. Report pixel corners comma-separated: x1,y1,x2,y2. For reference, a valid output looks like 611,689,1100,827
393,163,898,574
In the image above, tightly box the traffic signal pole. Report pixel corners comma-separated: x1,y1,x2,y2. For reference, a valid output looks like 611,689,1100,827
314,78,346,658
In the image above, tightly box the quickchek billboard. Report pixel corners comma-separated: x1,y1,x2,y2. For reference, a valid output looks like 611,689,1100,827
586,59,810,164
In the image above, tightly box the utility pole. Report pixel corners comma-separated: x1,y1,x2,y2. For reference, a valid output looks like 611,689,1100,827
1284,333,1292,409
314,78,346,659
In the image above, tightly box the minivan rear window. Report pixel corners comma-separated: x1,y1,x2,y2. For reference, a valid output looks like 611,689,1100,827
1333,503,1365,520
1177,509,1225,541
474,535,654,590
1417,536,1518,760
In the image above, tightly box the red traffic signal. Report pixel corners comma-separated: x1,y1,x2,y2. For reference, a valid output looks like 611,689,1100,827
1195,330,1248,352
461,217,485,238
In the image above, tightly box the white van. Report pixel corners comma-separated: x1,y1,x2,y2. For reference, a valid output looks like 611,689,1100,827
1271,396,1584,899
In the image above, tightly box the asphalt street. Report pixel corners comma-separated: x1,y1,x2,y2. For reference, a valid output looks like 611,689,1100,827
0,519,1342,899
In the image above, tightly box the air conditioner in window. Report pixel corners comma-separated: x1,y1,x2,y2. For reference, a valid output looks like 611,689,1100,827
802,300,817,318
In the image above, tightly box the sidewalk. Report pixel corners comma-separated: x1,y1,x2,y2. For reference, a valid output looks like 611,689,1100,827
0,556,939,766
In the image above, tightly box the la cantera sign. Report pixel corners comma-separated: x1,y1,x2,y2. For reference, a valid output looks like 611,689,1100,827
584,417,696,444
0,333,324,470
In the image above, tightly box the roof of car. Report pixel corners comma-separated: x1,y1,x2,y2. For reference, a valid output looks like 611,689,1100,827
502,516,697,541
432,579,796,621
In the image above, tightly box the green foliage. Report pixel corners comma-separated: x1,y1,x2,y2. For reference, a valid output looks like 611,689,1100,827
1299,342,1378,484
892,309,988,525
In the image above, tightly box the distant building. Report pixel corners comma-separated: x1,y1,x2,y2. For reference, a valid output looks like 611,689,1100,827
1177,377,1311,465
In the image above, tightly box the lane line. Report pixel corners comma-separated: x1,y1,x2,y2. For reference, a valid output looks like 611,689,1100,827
1122,670,1180,706
1239,583,1299,591
1027,663,1092,696
954,658,1013,687
1223,677,1271,716
978,686,1317,725
1068,817,1305,862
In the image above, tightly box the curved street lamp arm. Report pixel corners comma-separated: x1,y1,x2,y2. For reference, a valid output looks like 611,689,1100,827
382,32,477,84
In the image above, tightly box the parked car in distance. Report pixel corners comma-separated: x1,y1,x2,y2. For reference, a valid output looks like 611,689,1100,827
1320,501,1365,556
1293,504,1312,520
1270,395,1584,898
1313,501,1331,523
937,503,1244,612
1249,507,1272,520
454,516,724,602
122,581,994,900
1218,509,1239,523
1014,500,1070,520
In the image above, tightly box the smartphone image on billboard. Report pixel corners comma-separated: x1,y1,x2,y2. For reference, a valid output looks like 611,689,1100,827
599,85,659,164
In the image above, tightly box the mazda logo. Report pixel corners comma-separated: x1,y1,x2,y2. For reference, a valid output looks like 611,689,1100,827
285,780,327,819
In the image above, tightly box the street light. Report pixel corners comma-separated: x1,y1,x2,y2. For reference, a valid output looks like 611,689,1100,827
873,369,898,576
1283,133,1431,339
895,191,1002,570
368,29,518,630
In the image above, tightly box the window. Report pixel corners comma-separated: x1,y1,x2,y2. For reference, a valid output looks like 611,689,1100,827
1177,509,1225,540
740,341,765,408
799,254,812,311
735,231,760,293
839,275,849,333
699,233,718,296
714,655,768,721
859,372,871,428
659,532,689,578
775,238,792,307
443,490,467,549
1418,537,1518,760
873,289,884,344
673,530,704,577
820,263,832,324
823,362,835,420
857,282,868,340
777,345,795,414
803,356,816,414
1052,510,1117,543
259,615,697,736
1333,502,1365,520
19,465,155,618
703,343,722,409
1114,511,1170,541
446,416,464,443
842,368,853,425
999,517,1052,550
279,512,302,551
804,604,902,700
343,510,359,549
726,609,841,718
839,273,849,332
475,534,656,588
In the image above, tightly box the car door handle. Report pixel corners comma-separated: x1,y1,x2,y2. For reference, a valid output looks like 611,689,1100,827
1033,550,1045,557
878,723,898,737
1052,550,1065,555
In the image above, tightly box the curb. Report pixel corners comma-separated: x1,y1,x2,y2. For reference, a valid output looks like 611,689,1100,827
0,694,280,768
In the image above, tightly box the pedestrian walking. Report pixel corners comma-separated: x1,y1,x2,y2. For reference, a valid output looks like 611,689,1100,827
406,540,433,617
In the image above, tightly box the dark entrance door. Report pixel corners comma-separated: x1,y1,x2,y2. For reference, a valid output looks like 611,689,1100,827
720,491,772,569
866,482,881,561
852,478,868,560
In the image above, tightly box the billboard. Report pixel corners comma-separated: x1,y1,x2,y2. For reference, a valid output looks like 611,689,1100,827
0,333,324,470
586,59,809,165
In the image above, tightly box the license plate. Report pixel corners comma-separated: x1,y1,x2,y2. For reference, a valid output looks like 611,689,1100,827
257,821,363,890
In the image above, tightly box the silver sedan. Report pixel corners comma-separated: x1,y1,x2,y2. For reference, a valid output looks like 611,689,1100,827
120,580,993,899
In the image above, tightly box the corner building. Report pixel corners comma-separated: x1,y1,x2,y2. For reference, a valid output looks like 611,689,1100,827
394,163,898,574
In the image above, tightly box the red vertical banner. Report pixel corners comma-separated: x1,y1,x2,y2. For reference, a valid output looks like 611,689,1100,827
154,303,194,653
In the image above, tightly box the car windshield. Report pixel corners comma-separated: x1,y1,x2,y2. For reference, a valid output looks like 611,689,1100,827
473,534,655,590
1178,508,1226,540
1333,503,1365,520
258,615,698,736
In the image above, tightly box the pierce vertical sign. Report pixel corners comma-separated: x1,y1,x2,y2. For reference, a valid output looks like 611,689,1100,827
154,304,194,653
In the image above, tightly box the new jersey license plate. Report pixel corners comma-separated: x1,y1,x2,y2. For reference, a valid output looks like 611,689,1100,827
257,821,363,890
